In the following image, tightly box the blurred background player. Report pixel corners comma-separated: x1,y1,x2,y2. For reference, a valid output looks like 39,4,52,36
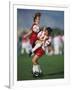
21,33,32,55
53,33,63,55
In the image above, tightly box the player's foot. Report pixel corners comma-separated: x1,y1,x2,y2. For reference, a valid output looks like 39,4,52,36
32,72,40,78
39,72,43,77
38,67,43,77
29,51,34,56
29,51,32,56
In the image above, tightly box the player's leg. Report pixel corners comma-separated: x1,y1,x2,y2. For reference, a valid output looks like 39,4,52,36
36,59,42,74
32,55,39,73
48,45,53,56
33,57,42,73
32,54,43,77
54,45,59,55
32,43,42,53
32,51,44,77
45,47,48,55
21,42,25,54
29,43,42,56
25,47,30,54
59,42,63,55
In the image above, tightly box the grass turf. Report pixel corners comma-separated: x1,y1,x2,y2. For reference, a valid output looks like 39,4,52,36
17,53,64,81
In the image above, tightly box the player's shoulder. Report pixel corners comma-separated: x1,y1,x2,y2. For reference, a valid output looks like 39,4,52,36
37,30,43,35
32,24,39,33
33,24,39,28
39,30,43,33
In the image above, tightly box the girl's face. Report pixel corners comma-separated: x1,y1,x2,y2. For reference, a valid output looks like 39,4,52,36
35,16,40,25
45,30,49,36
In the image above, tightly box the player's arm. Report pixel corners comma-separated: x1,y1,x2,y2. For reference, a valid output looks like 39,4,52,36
42,36,48,41
39,38,45,41
45,39,51,47
24,30,32,38
39,35,48,41
37,31,43,40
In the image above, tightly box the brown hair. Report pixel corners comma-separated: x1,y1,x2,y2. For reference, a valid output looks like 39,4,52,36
46,27,52,35
33,12,41,22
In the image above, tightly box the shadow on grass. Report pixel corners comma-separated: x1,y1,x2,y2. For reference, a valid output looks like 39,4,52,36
47,71,64,76
4,85,10,88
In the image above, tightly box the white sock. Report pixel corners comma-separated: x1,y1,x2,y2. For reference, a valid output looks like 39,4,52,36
38,65,42,73
32,64,39,73
21,48,24,54
32,43,41,52
32,65,36,72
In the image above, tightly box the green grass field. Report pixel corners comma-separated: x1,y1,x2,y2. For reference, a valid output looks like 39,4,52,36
17,53,64,81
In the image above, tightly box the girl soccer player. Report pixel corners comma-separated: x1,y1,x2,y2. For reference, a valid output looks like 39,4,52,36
32,27,52,77
29,27,52,56
24,12,41,48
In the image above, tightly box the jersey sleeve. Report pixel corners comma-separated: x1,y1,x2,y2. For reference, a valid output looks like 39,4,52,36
32,25,39,33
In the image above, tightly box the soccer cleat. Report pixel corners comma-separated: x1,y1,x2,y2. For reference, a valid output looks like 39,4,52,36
29,51,34,56
29,51,32,56
32,72,40,78
39,71,43,77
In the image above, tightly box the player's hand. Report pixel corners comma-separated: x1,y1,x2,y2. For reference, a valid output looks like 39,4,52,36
23,30,32,38
40,38,44,41
23,35,26,38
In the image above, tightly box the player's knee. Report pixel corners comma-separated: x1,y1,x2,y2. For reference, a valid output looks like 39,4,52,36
32,58,37,64
32,59,35,63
